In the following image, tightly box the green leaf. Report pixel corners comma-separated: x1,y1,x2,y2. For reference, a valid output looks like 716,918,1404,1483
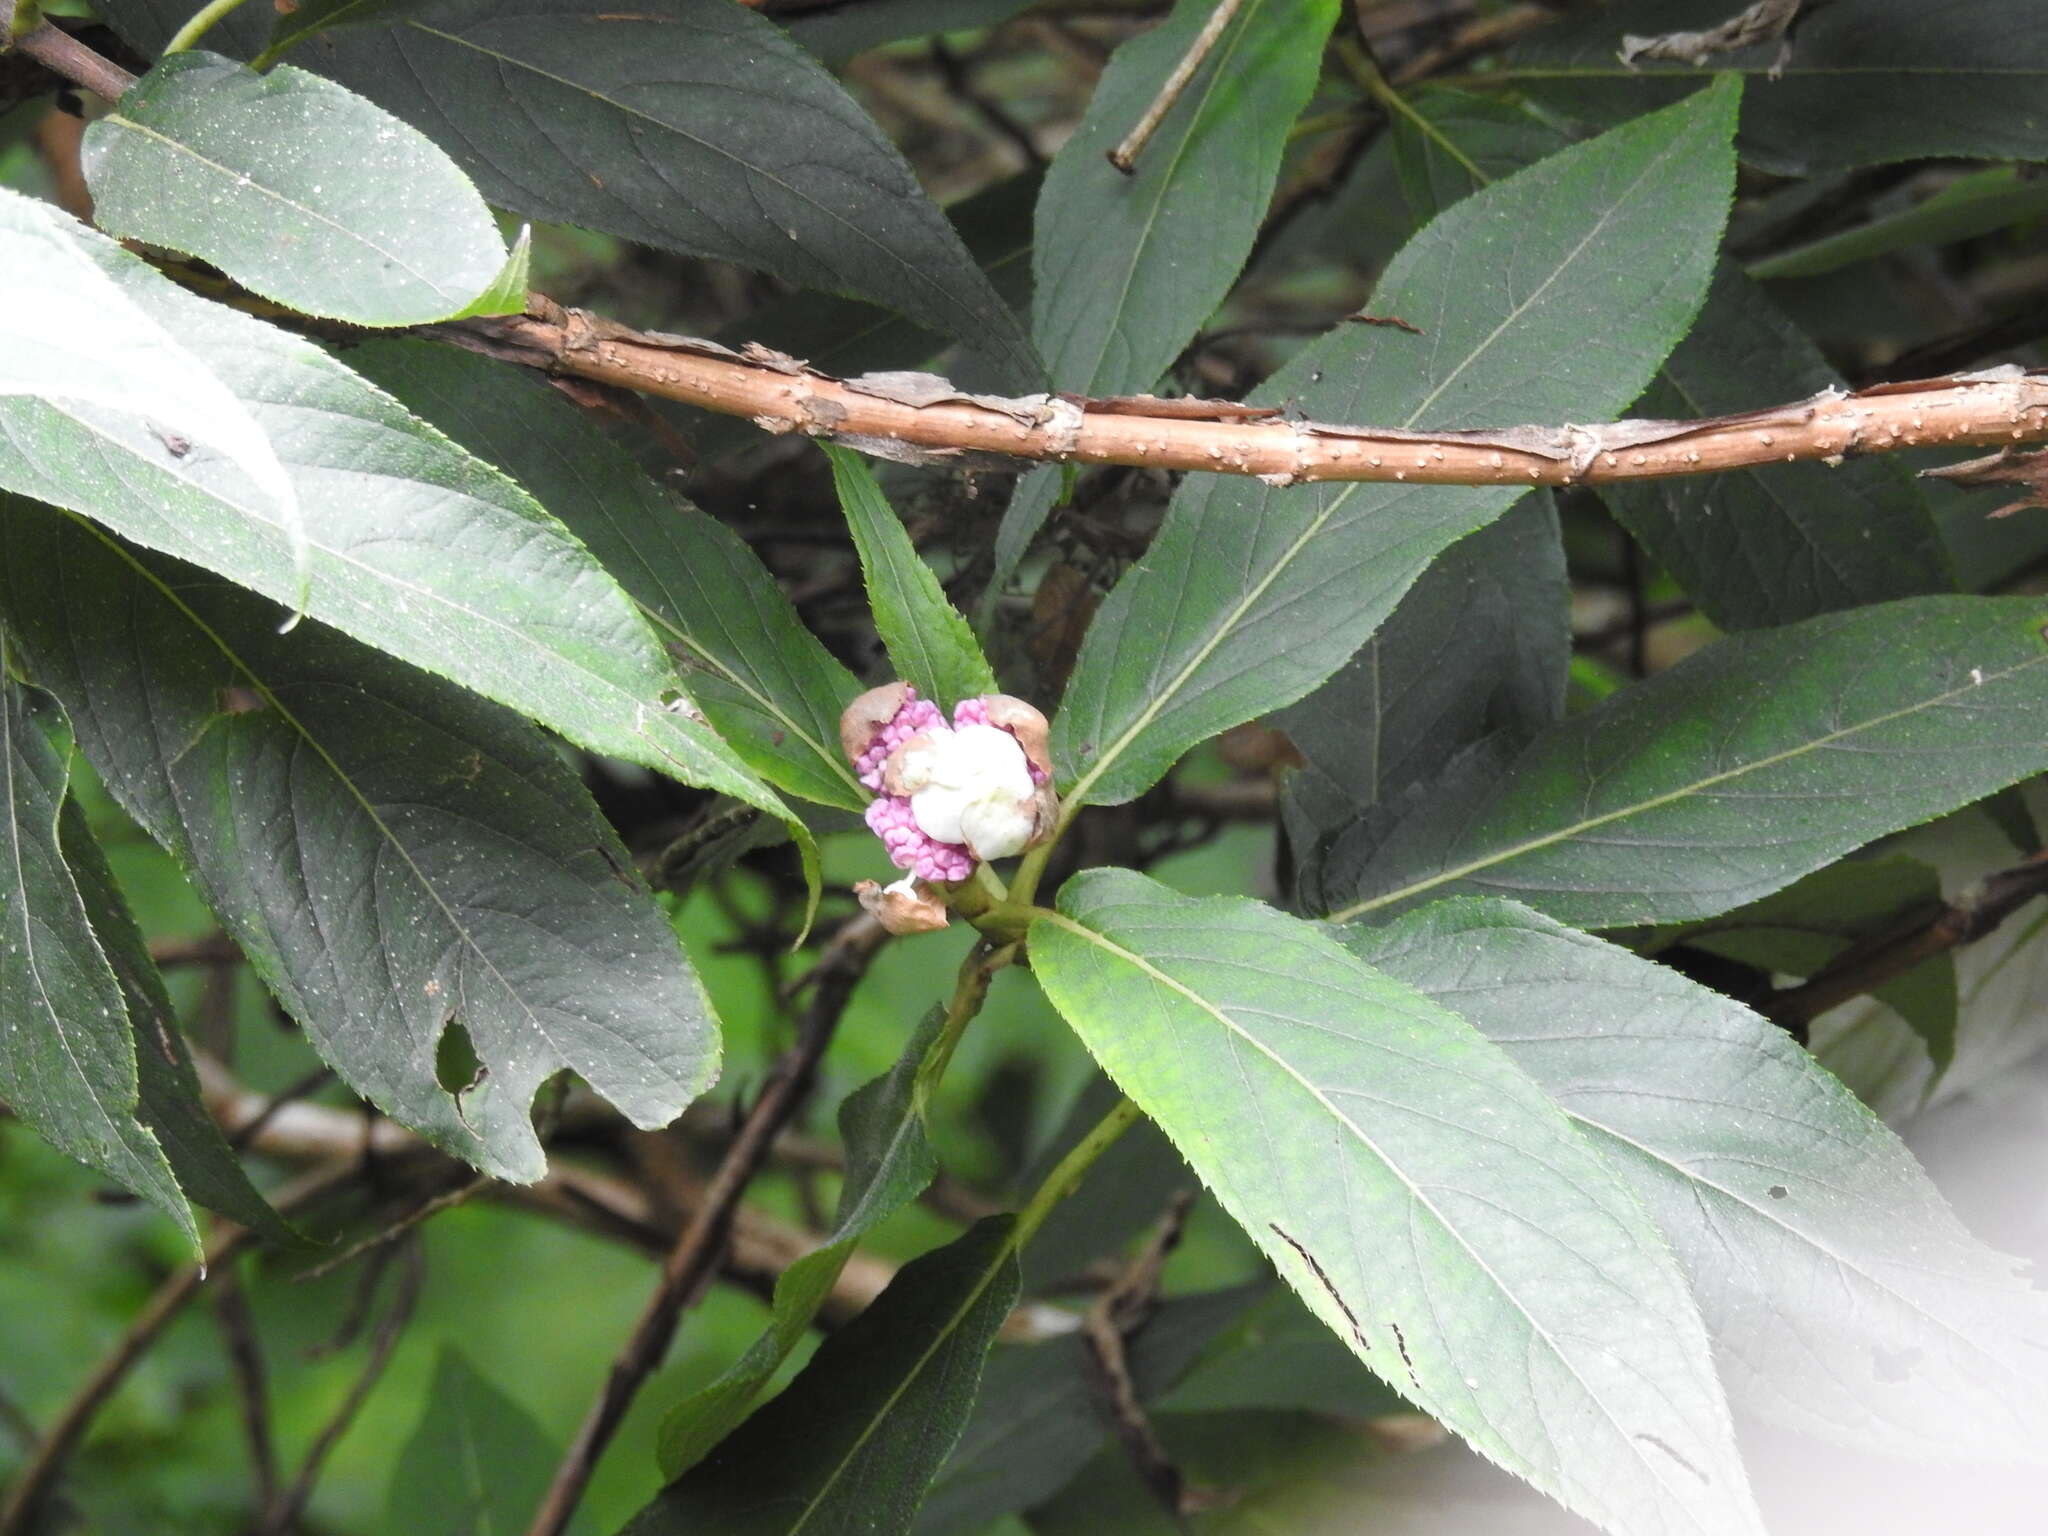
1051,77,1739,809
347,341,864,811
1669,856,1957,1079
916,1285,1256,1536
81,52,510,326
1749,165,2048,282
657,1003,944,1478
1033,0,1339,396
1032,869,1761,1536
0,667,195,1251
1511,0,2048,175
1355,897,2048,1462
0,506,720,1183
783,0,1036,67
262,0,430,57
1156,1286,1406,1421
1601,266,1952,630
0,188,303,590
824,445,997,709
57,796,296,1243
385,1345,557,1535
289,0,1040,383
0,198,807,862
629,1217,1022,1536
1325,596,2048,929
1388,87,1572,223
1275,494,1567,909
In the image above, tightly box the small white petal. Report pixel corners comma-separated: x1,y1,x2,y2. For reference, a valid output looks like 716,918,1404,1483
910,784,972,845
959,796,1036,859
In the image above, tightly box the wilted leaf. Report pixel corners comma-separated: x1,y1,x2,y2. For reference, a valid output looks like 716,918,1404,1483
1032,869,1761,1536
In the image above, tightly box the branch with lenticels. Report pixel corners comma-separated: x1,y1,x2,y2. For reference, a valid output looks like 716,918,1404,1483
15,19,2048,493
448,297,2048,490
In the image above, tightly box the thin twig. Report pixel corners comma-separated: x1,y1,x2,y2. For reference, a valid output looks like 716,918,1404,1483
293,1171,489,1284
1764,849,2048,1036
225,1066,336,1152
146,932,245,968
210,1266,279,1509
249,1238,425,1536
1109,0,1248,173
930,36,1045,169
522,922,889,1536
1083,1191,1209,1519
0,1167,349,1536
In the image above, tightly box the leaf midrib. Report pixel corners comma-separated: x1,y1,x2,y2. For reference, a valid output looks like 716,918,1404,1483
1326,648,2048,923
1039,904,1731,1527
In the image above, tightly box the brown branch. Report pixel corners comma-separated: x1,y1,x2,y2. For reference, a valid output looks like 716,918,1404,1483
1083,1191,1215,1519
1108,0,1247,173
23,26,2048,495
522,919,890,1536
6,21,135,102
450,301,2048,490
0,1167,350,1536
1764,849,2048,1034
209,1267,279,1509
249,1238,425,1536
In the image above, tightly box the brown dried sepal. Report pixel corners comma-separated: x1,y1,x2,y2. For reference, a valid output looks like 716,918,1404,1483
840,681,912,766
980,694,1054,781
854,878,950,935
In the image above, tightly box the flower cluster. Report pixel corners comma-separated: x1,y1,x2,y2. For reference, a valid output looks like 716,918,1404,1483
840,683,1056,933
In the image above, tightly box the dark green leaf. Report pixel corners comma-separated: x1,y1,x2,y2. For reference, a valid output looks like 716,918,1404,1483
95,0,272,58
1388,87,1573,223
0,668,195,1250
825,445,997,709
0,203,805,854
1325,596,2048,930
264,0,431,56
1602,266,1952,630
916,1285,1255,1536
1276,494,1567,908
1157,1286,1406,1420
1672,856,1956,1078
1033,0,1339,396
1051,78,1739,809
784,0,1035,67
386,1345,557,1535
348,342,864,811
657,1004,945,1478
292,0,1039,382
0,507,719,1182
629,1218,1022,1536
1748,165,2048,282
1356,897,2048,1461
1032,869,1760,1536
1511,0,2048,175
81,53,512,326
57,797,296,1242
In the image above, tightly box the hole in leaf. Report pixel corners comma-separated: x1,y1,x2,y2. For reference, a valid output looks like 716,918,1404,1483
218,686,267,715
1766,1184,1789,1200
435,1018,484,1098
